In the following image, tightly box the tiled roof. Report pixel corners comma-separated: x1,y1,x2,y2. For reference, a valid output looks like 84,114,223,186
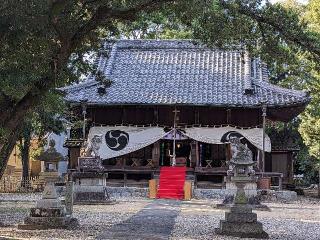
62,40,310,107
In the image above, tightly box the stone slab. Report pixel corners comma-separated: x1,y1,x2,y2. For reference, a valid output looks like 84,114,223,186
216,220,269,238
215,226,269,239
30,207,65,217
77,178,105,186
19,217,78,230
275,190,297,201
216,203,271,211
229,204,253,213
106,187,148,199
74,185,105,193
36,199,62,208
74,191,106,202
225,212,257,223
73,200,116,205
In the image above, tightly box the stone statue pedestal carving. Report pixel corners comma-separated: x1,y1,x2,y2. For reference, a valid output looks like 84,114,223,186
19,182,78,229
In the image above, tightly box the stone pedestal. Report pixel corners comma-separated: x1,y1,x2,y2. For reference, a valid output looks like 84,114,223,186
225,179,257,197
19,182,78,229
72,172,115,205
218,176,270,210
215,204,269,238
39,171,61,184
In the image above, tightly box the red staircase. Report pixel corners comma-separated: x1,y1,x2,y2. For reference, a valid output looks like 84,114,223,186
157,166,186,200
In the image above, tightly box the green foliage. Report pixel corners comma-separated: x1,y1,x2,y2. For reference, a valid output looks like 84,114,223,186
264,0,320,184
298,0,320,169
0,0,320,178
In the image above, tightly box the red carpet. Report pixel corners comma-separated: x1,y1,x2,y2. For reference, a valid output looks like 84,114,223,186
157,166,186,200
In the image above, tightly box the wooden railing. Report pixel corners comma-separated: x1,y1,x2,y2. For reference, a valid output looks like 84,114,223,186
0,176,44,193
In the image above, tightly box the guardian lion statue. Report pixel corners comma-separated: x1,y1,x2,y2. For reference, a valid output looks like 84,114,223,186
81,134,103,158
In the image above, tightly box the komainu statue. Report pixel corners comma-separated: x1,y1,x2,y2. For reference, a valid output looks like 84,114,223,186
81,134,103,158
227,136,255,176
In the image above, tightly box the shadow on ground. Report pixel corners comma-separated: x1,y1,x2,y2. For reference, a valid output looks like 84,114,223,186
97,199,181,240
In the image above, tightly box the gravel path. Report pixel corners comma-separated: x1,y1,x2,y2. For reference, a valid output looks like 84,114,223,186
0,197,319,240
98,200,181,240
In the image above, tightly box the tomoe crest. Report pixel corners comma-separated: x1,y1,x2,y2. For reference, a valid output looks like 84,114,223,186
105,130,129,151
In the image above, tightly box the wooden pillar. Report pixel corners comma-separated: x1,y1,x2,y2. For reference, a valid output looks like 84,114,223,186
122,106,126,124
190,141,197,168
69,148,80,169
226,109,231,124
152,142,160,167
80,101,87,140
194,108,200,124
123,158,126,170
195,142,200,167
124,173,127,187
225,143,231,166
257,150,263,172
154,107,159,124
261,104,267,174
287,152,293,184
279,175,283,190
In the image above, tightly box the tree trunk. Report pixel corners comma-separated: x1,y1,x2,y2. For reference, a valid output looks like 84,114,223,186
0,80,49,179
318,168,320,198
0,125,22,178
20,130,31,180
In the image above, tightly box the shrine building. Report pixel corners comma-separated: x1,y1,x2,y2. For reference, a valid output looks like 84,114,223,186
62,40,309,190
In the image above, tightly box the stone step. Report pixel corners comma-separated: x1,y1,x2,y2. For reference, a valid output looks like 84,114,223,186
225,212,257,223
20,216,78,230
229,205,253,213
218,220,266,234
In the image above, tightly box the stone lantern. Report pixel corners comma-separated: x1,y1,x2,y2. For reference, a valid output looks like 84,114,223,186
215,137,269,238
227,137,257,203
37,139,64,184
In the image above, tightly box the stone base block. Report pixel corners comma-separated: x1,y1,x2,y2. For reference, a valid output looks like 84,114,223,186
216,204,269,238
74,200,116,205
225,212,257,223
19,216,79,230
275,190,297,201
74,191,115,205
36,199,62,209
229,204,252,213
30,207,65,217
216,203,271,211
215,220,269,239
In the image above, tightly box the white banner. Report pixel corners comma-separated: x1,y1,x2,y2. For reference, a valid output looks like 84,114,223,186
88,126,167,159
184,127,271,152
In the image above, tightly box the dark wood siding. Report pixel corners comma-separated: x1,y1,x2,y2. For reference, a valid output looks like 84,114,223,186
198,107,227,125
87,106,261,127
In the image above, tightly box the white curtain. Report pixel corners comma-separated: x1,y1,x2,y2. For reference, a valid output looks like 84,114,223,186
184,127,271,152
88,126,167,159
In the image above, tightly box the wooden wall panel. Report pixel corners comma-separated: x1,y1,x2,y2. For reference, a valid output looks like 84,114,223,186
87,106,262,127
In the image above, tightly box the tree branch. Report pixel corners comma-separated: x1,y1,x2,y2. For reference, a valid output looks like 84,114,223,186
219,0,320,58
71,0,176,49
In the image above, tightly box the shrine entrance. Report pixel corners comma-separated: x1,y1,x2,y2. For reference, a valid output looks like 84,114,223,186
159,140,191,167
